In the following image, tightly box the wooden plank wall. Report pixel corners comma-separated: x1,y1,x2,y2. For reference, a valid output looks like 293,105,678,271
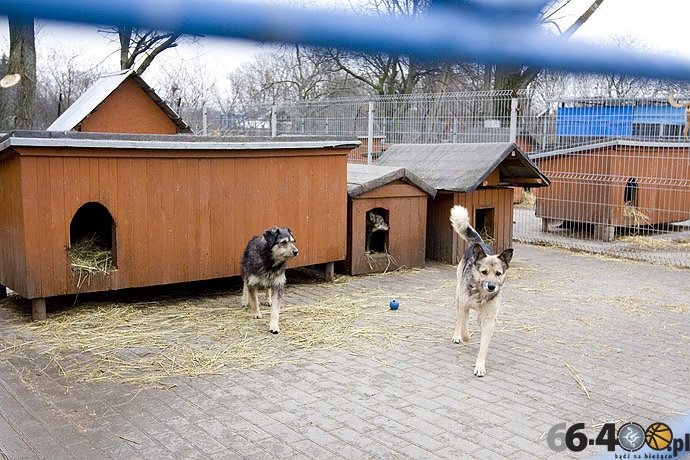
425,192,454,263
535,177,613,224
608,145,690,225
534,149,613,224
9,146,347,299
427,188,514,264
535,145,690,226
79,78,179,134
0,155,29,294
339,180,428,275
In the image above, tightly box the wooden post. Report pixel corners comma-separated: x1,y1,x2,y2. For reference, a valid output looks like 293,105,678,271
594,224,615,242
323,262,334,282
31,298,46,321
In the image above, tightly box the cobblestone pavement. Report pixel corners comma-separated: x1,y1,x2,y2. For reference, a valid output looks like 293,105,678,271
1,243,689,459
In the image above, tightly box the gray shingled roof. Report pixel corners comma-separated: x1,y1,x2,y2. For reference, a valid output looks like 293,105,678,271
347,163,436,198
47,69,192,133
374,142,549,192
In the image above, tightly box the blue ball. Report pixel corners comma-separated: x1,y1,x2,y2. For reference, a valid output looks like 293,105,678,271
389,300,400,310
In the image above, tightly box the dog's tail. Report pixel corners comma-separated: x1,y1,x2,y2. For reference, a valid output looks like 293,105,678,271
450,205,483,245
669,93,690,108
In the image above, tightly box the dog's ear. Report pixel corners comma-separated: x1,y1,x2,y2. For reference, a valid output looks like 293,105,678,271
263,227,279,247
471,243,486,262
499,248,514,267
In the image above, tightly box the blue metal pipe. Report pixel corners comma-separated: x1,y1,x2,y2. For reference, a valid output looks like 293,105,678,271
1,0,689,81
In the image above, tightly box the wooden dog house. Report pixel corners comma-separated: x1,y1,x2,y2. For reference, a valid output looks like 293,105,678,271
0,70,356,320
0,132,355,320
532,140,690,240
47,69,192,135
375,143,550,264
336,164,436,275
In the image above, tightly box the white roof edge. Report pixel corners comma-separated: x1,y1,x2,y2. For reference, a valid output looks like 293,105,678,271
530,139,690,160
3,136,359,151
46,70,135,132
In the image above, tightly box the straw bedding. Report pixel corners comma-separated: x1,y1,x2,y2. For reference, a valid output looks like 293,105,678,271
0,274,432,387
617,235,690,250
622,201,651,227
68,236,114,288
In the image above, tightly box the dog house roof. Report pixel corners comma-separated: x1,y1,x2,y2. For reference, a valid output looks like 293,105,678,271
46,69,192,133
347,164,437,198
529,138,687,160
375,142,550,192
0,130,359,159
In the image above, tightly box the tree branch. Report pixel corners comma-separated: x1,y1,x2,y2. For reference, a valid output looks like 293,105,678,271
135,33,180,74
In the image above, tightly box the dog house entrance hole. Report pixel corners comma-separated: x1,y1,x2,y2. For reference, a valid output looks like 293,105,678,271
624,178,638,206
474,208,495,246
365,207,389,253
69,202,117,270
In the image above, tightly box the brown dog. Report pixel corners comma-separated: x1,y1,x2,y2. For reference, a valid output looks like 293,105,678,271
450,205,513,377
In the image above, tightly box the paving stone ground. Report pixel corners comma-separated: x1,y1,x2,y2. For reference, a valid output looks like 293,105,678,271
1,243,689,459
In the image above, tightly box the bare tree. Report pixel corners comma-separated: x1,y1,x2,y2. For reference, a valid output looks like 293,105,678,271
597,35,663,98
299,0,605,96
530,35,690,101
1,16,36,129
154,58,217,133
320,0,434,95
34,46,101,128
223,44,362,106
99,26,198,75
255,45,350,100
227,52,293,104
492,0,606,94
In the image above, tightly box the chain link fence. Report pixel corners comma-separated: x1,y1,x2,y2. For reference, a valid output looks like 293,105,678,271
182,92,690,268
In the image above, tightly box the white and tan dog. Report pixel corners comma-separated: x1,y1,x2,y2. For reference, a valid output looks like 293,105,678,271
450,205,513,377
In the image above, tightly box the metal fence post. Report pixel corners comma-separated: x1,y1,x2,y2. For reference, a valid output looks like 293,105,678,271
202,102,208,136
367,101,374,165
271,104,277,137
510,97,518,143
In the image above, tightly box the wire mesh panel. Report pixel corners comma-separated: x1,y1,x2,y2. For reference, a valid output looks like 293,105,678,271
192,92,690,267
515,98,690,268
216,92,519,163
373,92,515,144
266,92,518,143
275,98,371,137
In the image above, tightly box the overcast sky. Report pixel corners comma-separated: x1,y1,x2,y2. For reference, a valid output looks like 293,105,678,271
572,0,689,59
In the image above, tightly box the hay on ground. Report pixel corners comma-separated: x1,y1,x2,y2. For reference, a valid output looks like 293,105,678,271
0,286,425,387
617,235,690,250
